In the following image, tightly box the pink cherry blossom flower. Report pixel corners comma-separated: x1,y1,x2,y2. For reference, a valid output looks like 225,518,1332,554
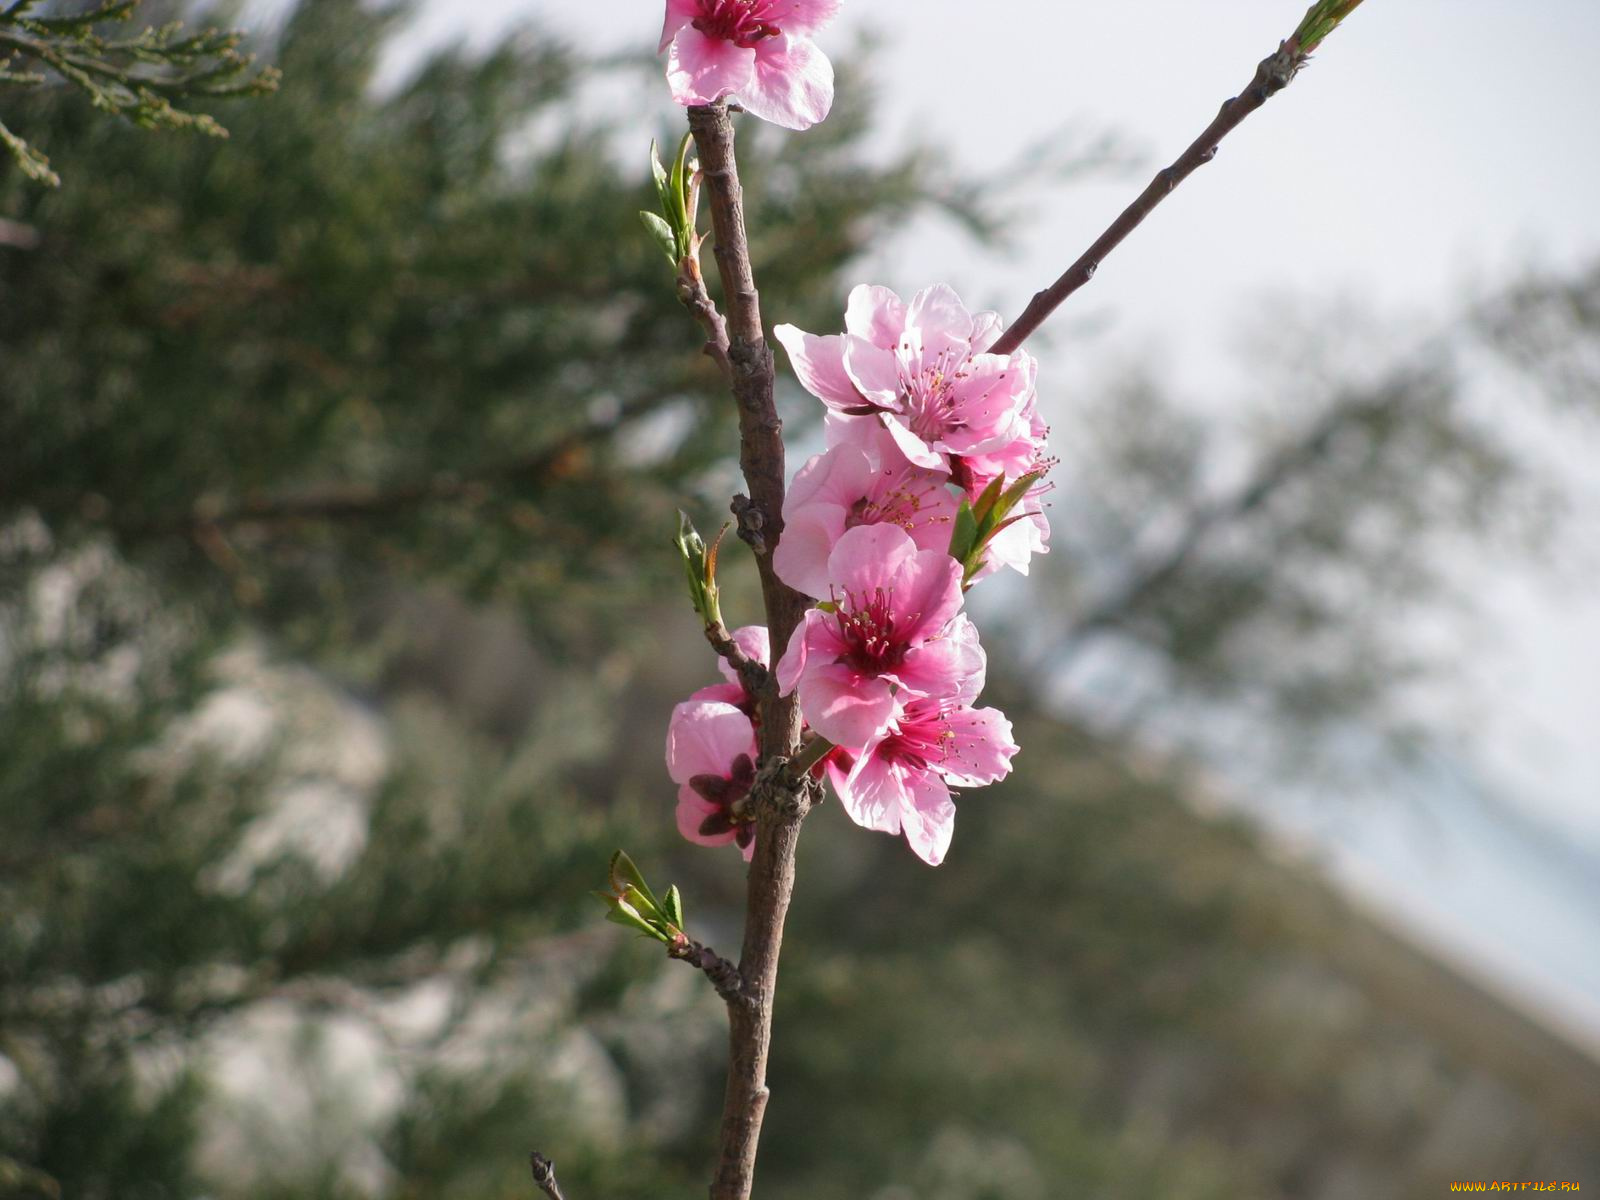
773,442,960,599
774,283,1037,471
690,624,770,718
665,699,760,858
659,0,838,131
774,524,984,747
834,696,1018,865
951,400,1055,580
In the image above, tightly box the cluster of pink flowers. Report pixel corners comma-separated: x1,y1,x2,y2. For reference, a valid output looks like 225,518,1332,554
667,284,1051,865
656,6,1051,864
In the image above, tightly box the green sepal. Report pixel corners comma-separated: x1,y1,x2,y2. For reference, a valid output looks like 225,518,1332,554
969,475,1006,525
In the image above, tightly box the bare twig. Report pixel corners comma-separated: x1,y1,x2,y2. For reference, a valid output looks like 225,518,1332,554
668,934,749,1008
677,255,734,378
528,1152,568,1200
686,99,815,1200
992,37,1313,356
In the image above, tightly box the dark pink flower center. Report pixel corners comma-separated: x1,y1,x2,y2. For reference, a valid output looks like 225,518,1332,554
832,586,913,675
690,752,757,848
877,703,959,774
844,475,944,536
693,0,782,48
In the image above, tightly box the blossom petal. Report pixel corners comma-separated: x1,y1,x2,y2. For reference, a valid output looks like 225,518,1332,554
969,310,1005,354
800,662,899,746
740,33,833,131
824,523,920,597
715,625,771,685
774,325,862,410
659,0,700,54
773,503,845,598
666,28,755,107
834,748,906,835
892,614,986,702
676,784,738,848
885,548,966,644
766,0,841,36
906,284,974,358
775,609,823,696
900,774,956,866
665,700,757,783
842,339,903,407
880,412,947,469
845,284,909,349
938,704,1018,788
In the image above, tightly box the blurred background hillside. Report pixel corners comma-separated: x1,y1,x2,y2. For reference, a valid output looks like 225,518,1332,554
2,2,1597,1198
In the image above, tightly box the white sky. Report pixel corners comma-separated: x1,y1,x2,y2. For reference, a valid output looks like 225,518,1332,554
300,0,1600,1044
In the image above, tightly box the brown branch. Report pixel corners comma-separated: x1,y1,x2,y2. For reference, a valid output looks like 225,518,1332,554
990,38,1308,357
677,254,733,378
528,1152,568,1200
668,934,748,1009
686,99,814,1200
704,618,769,698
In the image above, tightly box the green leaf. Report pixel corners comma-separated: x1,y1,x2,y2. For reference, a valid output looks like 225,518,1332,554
992,470,1044,524
669,130,694,230
970,475,1006,525
639,210,677,265
608,850,662,916
948,499,979,564
663,884,685,930
649,138,670,211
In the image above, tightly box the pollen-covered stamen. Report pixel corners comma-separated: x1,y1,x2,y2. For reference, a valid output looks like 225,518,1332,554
876,704,960,774
830,585,920,674
844,476,948,535
692,0,783,48
895,345,973,442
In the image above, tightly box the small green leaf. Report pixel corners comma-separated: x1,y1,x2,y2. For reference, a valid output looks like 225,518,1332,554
649,138,670,207
669,130,694,229
639,210,678,264
969,475,1006,525
663,884,685,930
608,850,662,916
991,470,1044,524
948,499,979,564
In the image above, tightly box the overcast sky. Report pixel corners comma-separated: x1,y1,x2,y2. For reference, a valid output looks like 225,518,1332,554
281,0,1600,1046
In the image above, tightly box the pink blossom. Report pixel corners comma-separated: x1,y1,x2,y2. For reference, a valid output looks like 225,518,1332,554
952,399,1054,579
660,0,838,131
665,699,760,858
690,624,770,718
773,443,960,599
774,283,1037,470
834,696,1018,865
774,524,984,747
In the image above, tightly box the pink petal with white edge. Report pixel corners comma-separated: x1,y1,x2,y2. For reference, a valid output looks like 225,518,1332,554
659,0,699,54
799,662,900,747
740,33,834,131
666,27,754,107
970,310,1006,354
665,700,757,783
766,0,842,37
938,704,1018,788
845,284,909,350
775,608,826,696
900,774,957,866
773,325,862,410
906,284,975,358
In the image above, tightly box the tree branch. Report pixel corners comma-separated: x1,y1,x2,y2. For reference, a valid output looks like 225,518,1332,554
528,1152,568,1200
668,933,748,1009
991,38,1309,356
686,99,814,1200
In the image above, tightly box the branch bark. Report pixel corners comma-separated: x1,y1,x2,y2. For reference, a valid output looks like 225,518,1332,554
686,99,814,1200
990,39,1307,357
528,1152,568,1200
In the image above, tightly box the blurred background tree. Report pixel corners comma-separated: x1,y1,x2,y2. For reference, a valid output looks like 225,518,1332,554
2,2,1597,1198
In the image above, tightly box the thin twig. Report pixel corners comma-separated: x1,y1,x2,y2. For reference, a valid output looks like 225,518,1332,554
677,254,733,378
686,99,814,1200
528,1152,567,1200
668,934,749,1009
991,38,1309,356
704,618,770,698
